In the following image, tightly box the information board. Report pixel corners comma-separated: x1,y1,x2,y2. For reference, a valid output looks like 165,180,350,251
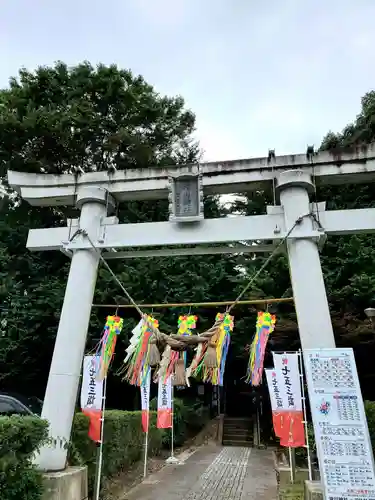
304,348,375,500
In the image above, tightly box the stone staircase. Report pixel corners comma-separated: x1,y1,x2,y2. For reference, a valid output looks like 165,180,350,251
222,417,253,447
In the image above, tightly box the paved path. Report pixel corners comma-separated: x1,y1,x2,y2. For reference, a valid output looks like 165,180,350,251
122,445,277,500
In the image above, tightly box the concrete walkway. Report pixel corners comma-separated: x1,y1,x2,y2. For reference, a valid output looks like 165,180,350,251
122,444,277,500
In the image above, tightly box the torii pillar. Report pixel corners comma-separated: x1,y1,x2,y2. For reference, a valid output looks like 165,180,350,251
35,186,115,472
277,170,335,348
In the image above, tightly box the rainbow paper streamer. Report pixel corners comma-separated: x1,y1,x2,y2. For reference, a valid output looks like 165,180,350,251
124,315,158,386
178,315,197,375
191,312,233,386
96,315,124,380
246,311,276,386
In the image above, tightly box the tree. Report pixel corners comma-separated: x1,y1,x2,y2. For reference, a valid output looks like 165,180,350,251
0,62,239,399
319,91,375,314
0,61,198,177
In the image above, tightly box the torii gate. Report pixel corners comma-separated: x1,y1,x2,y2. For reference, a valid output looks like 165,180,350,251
8,144,375,472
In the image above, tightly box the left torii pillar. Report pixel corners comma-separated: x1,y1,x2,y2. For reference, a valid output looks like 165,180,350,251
36,186,115,472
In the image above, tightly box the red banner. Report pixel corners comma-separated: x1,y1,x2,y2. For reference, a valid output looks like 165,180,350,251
266,353,306,448
157,376,172,429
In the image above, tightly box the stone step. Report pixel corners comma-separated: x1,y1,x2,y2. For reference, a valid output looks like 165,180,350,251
222,435,252,442
223,422,251,428
223,427,252,433
224,418,252,423
222,439,253,447
223,425,251,431
223,431,252,439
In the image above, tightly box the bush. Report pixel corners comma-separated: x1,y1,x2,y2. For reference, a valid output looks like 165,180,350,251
69,410,163,495
0,416,48,500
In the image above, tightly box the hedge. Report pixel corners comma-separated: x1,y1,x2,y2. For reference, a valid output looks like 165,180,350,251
0,415,48,500
69,410,164,494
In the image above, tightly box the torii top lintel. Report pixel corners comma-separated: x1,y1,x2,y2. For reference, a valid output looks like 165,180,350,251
7,143,375,207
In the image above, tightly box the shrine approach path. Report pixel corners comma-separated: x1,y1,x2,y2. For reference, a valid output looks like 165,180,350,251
122,444,277,500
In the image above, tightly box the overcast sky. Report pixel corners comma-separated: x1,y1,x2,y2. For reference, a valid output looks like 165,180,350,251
1,0,374,161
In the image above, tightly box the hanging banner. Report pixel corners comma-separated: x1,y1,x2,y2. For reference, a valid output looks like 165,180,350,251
157,376,172,429
272,352,305,448
265,368,288,440
140,369,151,433
81,356,103,442
304,348,375,500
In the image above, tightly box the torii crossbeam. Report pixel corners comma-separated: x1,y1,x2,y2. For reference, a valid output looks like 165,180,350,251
7,144,375,471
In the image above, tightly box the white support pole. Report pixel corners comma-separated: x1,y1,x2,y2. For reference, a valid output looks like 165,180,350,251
171,385,175,459
166,384,180,464
35,187,114,472
94,376,107,500
277,171,335,350
288,447,296,484
298,350,313,481
143,429,149,478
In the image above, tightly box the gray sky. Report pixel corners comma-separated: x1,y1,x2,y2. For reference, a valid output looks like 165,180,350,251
1,0,374,161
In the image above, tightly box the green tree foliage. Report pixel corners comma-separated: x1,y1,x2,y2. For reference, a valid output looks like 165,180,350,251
0,61,197,176
319,91,375,316
0,62,240,398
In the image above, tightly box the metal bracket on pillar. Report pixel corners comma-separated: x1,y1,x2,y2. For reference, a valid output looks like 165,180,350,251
266,199,327,249
61,218,80,250
98,216,119,243
309,201,327,250
61,216,120,251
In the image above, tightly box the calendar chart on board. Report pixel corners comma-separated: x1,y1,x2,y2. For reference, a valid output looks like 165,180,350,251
304,348,375,500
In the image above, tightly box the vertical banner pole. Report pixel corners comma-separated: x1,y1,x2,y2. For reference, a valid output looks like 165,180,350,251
165,379,179,465
141,370,151,479
171,384,175,459
143,428,149,478
288,447,295,484
298,349,313,481
94,376,107,500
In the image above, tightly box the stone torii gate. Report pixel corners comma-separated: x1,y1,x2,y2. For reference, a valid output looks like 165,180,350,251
8,144,375,472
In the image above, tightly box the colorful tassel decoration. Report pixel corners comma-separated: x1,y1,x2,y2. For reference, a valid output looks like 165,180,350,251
123,315,159,386
96,315,124,380
190,312,233,386
156,315,197,386
176,315,197,386
246,311,276,386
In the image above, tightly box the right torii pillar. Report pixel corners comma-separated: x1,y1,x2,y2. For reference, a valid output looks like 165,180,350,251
277,170,335,349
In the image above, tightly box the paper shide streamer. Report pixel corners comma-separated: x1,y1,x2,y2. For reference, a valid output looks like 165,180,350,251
246,311,276,386
123,315,159,386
